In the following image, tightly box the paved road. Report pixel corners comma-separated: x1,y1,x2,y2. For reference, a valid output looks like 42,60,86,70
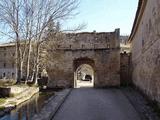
52,88,141,120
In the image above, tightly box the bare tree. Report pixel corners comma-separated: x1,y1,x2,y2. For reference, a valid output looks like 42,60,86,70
0,0,24,83
29,0,80,84
0,0,80,84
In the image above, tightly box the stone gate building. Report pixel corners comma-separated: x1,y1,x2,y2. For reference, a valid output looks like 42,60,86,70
47,29,120,88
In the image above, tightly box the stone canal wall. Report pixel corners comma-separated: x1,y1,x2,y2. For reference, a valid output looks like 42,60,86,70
0,86,39,109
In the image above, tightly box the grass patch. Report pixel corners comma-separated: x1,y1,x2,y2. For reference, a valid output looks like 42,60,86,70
0,106,5,111
9,93,18,97
0,98,6,105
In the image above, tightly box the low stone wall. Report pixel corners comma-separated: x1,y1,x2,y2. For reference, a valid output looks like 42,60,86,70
0,85,31,97
10,86,28,94
0,87,11,97
0,86,39,108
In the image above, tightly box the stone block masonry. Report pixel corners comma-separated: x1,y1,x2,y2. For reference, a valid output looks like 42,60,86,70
129,0,160,103
47,29,120,88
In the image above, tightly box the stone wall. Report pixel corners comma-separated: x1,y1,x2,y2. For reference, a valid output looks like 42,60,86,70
47,29,120,88
0,43,16,79
130,0,160,102
120,52,131,86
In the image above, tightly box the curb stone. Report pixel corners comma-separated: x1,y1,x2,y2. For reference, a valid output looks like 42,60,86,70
31,89,72,120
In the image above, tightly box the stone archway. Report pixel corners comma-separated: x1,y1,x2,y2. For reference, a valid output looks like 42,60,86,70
73,58,96,88
47,30,120,88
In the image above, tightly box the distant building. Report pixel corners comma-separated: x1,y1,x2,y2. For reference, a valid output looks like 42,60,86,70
0,43,16,79
120,36,129,45
120,36,130,53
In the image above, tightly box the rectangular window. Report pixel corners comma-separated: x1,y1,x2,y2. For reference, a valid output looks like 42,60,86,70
142,39,144,47
82,44,84,48
12,73,15,78
3,73,5,77
3,63,6,68
57,45,60,48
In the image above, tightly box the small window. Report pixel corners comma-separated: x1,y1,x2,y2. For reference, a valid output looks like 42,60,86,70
142,39,144,47
82,44,84,48
3,73,5,77
12,73,15,77
3,63,6,68
57,45,60,48
106,37,109,42
4,53,6,57
12,53,15,57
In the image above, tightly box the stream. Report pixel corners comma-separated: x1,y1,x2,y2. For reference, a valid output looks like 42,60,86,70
0,91,54,120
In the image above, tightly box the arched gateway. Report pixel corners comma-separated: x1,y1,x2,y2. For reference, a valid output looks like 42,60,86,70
73,58,95,88
47,29,120,88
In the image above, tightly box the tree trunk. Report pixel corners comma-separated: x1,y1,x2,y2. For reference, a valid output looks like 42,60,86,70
15,1,21,84
21,60,23,80
33,43,40,85
26,39,32,82
16,38,21,84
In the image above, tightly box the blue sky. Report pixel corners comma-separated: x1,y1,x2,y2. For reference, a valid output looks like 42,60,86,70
0,0,138,43
63,0,138,35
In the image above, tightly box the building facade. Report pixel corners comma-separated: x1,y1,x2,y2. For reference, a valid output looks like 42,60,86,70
120,36,130,53
0,43,16,80
129,0,160,102
0,29,121,88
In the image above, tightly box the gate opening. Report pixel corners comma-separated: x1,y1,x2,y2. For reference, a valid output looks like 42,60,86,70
74,64,94,88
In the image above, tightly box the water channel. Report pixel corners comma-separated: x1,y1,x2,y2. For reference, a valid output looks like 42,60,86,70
0,91,54,120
